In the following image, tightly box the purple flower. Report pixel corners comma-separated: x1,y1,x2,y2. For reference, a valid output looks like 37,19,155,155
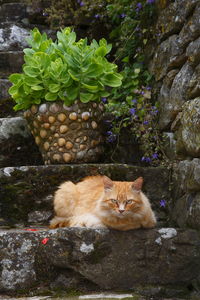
141,156,151,163
147,0,155,4
94,14,100,18
146,86,152,90
132,99,137,104
143,120,149,125
160,199,166,208
80,1,84,6
129,108,136,115
152,153,158,159
136,2,142,9
107,134,117,143
120,13,126,18
101,97,107,103
106,131,112,136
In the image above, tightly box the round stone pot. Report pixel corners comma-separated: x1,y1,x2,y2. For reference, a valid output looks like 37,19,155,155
24,101,105,164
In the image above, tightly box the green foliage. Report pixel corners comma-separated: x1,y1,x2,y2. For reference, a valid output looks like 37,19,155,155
8,27,122,111
105,63,163,165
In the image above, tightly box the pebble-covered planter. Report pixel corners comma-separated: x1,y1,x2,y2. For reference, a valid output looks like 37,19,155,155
24,100,105,164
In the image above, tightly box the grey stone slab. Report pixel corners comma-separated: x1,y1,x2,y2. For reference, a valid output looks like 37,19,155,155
0,227,199,296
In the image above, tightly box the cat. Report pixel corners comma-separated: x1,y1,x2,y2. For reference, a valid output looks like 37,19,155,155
49,175,156,231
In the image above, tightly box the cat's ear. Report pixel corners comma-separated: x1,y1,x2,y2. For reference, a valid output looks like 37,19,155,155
103,176,113,192
132,177,143,193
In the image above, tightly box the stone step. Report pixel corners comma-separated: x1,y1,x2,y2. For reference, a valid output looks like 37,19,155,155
0,227,199,299
0,2,27,22
0,50,23,77
0,117,43,168
0,164,171,227
0,23,30,52
0,79,11,101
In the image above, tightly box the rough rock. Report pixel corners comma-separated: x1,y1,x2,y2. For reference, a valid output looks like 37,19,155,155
158,70,179,130
186,63,200,99
0,79,11,100
0,117,30,141
0,117,43,167
175,98,200,157
162,132,177,160
0,227,199,296
172,192,200,229
0,24,29,51
186,37,200,66
0,51,23,77
0,164,171,227
172,159,200,229
0,3,27,22
169,62,194,114
178,3,200,49
150,34,186,81
173,159,200,193
156,0,198,41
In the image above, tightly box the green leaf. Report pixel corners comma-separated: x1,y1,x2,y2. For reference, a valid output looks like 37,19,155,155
9,73,22,84
81,83,99,92
49,84,60,93
100,90,110,97
8,85,19,95
23,66,39,77
66,85,79,101
25,77,42,86
101,73,123,87
95,46,107,57
31,85,44,91
68,70,80,81
84,64,103,77
45,93,57,101
122,56,129,63
80,92,94,103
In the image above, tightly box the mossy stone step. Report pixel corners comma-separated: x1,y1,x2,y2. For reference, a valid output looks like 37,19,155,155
0,227,199,298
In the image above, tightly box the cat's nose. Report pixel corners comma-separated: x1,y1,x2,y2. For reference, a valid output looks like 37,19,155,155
119,209,125,214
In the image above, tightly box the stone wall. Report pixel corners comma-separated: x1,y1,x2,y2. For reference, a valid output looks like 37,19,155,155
148,0,200,229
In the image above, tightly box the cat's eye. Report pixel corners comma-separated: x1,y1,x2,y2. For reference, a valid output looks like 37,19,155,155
110,199,118,204
126,199,133,204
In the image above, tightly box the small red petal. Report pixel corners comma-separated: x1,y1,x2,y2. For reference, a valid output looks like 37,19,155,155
41,238,49,245
24,228,38,231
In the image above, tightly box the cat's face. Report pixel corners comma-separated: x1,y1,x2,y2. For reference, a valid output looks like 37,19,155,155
101,176,144,216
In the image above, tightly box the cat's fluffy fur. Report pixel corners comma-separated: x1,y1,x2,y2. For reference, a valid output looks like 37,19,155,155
49,175,156,231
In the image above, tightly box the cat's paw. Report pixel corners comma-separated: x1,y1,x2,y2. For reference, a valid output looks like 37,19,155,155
70,214,106,229
49,217,69,229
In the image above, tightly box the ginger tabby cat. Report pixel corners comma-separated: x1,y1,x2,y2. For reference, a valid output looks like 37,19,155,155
49,175,156,231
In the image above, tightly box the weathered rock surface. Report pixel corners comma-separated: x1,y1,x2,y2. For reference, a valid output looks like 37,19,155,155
172,159,200,229
0,117,43,168
0,164,171,227
0,3,27,22
0,79,11,100
150,34,185,81
156,0,198,41
175,98,200,157
149,0,200,133
0,24,29,51
0,227,199,297
186,37,200,66
0,51,23,77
